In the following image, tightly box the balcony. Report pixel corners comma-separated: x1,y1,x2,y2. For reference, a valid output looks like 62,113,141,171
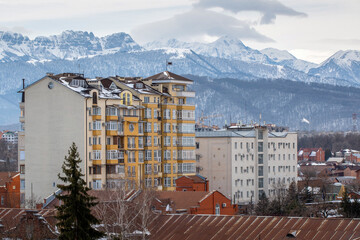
106,145,118,150
175,91,195,98
106,115,118,121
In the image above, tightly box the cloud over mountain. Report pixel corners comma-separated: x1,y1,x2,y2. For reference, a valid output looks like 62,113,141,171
132,9,272,43
194,0,307,24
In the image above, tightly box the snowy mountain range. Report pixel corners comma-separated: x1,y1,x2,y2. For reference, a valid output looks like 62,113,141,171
0,30,360,130
0,30,141,62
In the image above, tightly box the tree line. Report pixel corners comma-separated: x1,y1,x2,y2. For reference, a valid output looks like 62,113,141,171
298,132,360,159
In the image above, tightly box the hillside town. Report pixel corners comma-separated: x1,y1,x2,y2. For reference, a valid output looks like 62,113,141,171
0,71,359,239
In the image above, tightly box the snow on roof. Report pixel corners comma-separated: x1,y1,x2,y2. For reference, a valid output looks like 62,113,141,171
309,151,317,157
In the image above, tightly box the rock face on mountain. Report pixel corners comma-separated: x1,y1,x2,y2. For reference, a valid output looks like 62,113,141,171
0,30,141,62
308,50,360,85
0,30,359,130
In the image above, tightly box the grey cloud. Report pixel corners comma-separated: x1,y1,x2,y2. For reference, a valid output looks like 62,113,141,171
0,26,32,35
194,0,307,24
132,9,273,43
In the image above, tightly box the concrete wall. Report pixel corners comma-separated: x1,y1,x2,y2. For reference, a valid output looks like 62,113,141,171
196,137,232,199
25,78,85,201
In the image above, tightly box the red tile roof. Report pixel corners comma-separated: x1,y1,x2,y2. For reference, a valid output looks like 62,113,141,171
148,215,360,240
156,191,209,211
0,172,19,187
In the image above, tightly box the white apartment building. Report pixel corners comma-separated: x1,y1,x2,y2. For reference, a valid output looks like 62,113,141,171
195,126,297,204
1,131,18,144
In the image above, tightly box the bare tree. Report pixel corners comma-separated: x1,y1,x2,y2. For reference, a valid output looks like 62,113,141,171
93,181,159,240
134,188,158,240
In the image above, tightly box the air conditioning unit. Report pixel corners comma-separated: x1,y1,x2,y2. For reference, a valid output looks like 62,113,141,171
222,203,227,208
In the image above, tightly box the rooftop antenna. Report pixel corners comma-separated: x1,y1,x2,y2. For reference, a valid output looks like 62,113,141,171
166,60,172,71
259,113,262,126
353,113,357,132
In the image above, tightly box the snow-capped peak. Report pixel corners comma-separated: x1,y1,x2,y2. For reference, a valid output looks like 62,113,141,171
320,50,360,68
261,48,296,62
211,35,246,48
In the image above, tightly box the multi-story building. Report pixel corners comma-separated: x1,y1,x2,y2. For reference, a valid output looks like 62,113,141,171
0,131,18,144
298,147,325,162
18,71,196,202
195,126,297,204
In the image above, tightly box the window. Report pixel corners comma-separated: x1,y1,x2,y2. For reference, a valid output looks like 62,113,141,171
172,123,177,133
258,154,263,164
177,150,195,160
20,179,25,190
164,136,171,146
258,166,263,176
215,204,220,215
138,137,144,148
145,164,152,174
127,137,135,148
177,110,195,120
164,150,171,160
144,97,149,103
107,150,118,160
138,151,144,163
145,178,152,187
106,107,117,116
164,163,171,173
145,123,152,133
154,136,158,146
154,109,158,118
163,109,170,119
106,121,118,130
92,180,102,190
258,178,264,188
164,177,171,187
145,150,152,161
128,151,135,163
138,123,143,134
126,93,130,105
258,131,263,139
20,151,25,161
92,107,101,115
92,150,101,160
164,123,171,133
92,92,97,104
20,165,25,174
172,109,176,119
154,123,158,132
258,142,263,152
144,108,152,118
92,121,101,130
178,163,195,173
177,124,195,133
145,136,152,146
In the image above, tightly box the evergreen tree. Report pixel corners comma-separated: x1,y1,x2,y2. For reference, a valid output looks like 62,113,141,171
255,192,269,216
56,143,104,240
285,182,305,216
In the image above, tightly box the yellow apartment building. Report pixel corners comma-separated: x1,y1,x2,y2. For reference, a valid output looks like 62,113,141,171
18,71,196,202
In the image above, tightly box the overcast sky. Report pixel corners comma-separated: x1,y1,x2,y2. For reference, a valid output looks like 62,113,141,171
0,0,359,63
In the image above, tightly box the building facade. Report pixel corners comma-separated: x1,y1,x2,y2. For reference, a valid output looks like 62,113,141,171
0,131,18,144
18,71,196,202
298,148,325,162
195,126,298,204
